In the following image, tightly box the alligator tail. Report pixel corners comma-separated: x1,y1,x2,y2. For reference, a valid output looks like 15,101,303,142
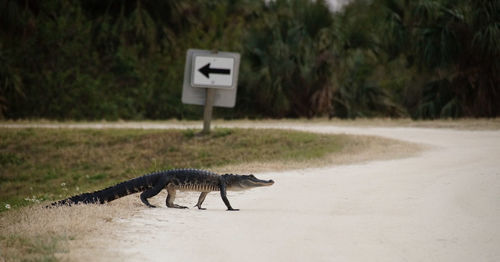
49,173,160,206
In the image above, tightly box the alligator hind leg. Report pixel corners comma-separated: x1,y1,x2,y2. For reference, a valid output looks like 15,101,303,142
140,184,164,208
166,187,188,209
140,194,156,208
195,192,208,210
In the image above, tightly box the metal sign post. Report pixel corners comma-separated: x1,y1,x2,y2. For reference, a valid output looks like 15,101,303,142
181,49,240,134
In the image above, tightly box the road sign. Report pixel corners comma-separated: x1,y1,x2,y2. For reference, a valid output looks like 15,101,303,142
192,56,235,88
181,49,241,134
182,49,240,108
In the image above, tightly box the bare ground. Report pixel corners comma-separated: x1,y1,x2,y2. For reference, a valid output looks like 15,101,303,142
90,123,500,262
1,120,499,261
2,117,500,130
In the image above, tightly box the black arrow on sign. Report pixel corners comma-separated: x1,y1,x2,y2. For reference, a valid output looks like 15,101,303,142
198,63,231,79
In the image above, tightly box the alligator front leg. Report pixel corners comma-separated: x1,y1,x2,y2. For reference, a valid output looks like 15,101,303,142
165,186,188,209
195,192,208,210
220,184,239,211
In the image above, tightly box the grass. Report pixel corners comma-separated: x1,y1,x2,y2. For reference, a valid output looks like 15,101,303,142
0,201,135,262
0,126,417,261
0,128,349,212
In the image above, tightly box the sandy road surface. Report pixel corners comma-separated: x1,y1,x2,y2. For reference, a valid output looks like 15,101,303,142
5,122,499,261
65,123,496,262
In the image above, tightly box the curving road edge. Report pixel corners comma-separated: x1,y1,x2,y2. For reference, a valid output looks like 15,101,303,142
4,122,499,261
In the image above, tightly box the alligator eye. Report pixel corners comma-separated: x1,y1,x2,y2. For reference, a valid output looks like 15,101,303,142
249,174,255,178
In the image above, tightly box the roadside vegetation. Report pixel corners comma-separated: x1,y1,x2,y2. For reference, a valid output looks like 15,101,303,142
0,127,346,212
1,0,498,120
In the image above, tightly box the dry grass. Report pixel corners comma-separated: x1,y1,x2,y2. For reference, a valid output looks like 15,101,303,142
210,118,500,130
0,196,141,261
219,134,422,173
2,117,500,130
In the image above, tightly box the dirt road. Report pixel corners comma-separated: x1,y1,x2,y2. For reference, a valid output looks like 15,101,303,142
59,123,491,262
7,122,497,261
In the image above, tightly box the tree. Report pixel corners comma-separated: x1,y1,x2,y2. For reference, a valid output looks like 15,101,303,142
380,0,500,118
240,0,337,118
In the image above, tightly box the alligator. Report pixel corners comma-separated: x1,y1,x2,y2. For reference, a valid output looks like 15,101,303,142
49,168,274,211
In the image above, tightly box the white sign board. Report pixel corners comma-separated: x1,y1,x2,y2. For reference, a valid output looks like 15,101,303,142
192,56,235,88
182,49,240,108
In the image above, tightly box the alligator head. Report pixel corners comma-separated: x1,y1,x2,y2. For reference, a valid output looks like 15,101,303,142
223,174,274,191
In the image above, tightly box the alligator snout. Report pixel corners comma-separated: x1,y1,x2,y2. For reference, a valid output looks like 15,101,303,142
261,179,274,186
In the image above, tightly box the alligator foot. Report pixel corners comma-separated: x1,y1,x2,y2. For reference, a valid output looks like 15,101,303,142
141,196,157,208
194,205,207,210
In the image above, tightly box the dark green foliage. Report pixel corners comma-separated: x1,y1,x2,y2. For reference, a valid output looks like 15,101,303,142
0,0,249,120
0,0,498,119
0,153,23,166
240,0,336,117
378,0,500,118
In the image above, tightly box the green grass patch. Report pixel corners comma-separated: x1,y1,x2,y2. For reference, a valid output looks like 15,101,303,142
0,127,344,212
0,152,24,166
